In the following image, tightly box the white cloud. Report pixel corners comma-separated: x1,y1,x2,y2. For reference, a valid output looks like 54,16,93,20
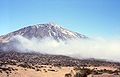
11,35,120,62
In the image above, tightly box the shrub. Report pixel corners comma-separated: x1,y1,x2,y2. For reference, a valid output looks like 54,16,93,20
65,73,72,77
74,67,93,77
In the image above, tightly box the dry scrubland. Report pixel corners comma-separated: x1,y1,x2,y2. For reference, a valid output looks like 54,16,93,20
0,51,120,77
0,65,120,77
0,65,72,77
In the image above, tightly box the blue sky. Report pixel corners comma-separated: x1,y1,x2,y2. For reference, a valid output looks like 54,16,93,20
0,0,120,38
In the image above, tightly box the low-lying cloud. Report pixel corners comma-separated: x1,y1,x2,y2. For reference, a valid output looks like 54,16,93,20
10,35,120,62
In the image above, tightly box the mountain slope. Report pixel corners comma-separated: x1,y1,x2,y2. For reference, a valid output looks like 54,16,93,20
0,23,87,43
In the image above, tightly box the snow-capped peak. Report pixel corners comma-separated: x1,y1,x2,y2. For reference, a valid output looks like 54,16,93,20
0,23,87,42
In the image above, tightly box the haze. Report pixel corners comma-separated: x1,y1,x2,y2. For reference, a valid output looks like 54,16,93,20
10,35,120,62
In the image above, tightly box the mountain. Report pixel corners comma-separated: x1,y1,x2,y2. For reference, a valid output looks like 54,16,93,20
0,22,87,52
0,22,87,43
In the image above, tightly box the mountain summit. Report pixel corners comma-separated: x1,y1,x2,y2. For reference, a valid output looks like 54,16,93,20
0,22,87,42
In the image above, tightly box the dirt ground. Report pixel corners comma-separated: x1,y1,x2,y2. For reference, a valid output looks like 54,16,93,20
0,65,119,77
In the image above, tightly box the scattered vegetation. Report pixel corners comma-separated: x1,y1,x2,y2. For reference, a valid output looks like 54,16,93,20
0,51,120,67
65,66,120,77
0,51,120,77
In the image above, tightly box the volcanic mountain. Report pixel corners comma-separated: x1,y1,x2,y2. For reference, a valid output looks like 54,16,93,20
0,22,87,43
0,22,87,51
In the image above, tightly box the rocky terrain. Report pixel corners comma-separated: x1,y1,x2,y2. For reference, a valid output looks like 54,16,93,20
0,51,120,67
0,51,120,77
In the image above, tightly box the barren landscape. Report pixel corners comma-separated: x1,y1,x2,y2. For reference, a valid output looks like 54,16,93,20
1,0,120,77
0,23,120,77
0,51,120,77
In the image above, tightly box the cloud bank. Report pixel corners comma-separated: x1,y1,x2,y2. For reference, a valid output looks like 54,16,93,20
10,35,120,62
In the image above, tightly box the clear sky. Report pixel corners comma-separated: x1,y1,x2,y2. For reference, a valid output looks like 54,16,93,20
0,0,120,38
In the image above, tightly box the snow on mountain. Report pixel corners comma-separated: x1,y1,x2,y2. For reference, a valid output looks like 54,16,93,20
0,22,87,42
